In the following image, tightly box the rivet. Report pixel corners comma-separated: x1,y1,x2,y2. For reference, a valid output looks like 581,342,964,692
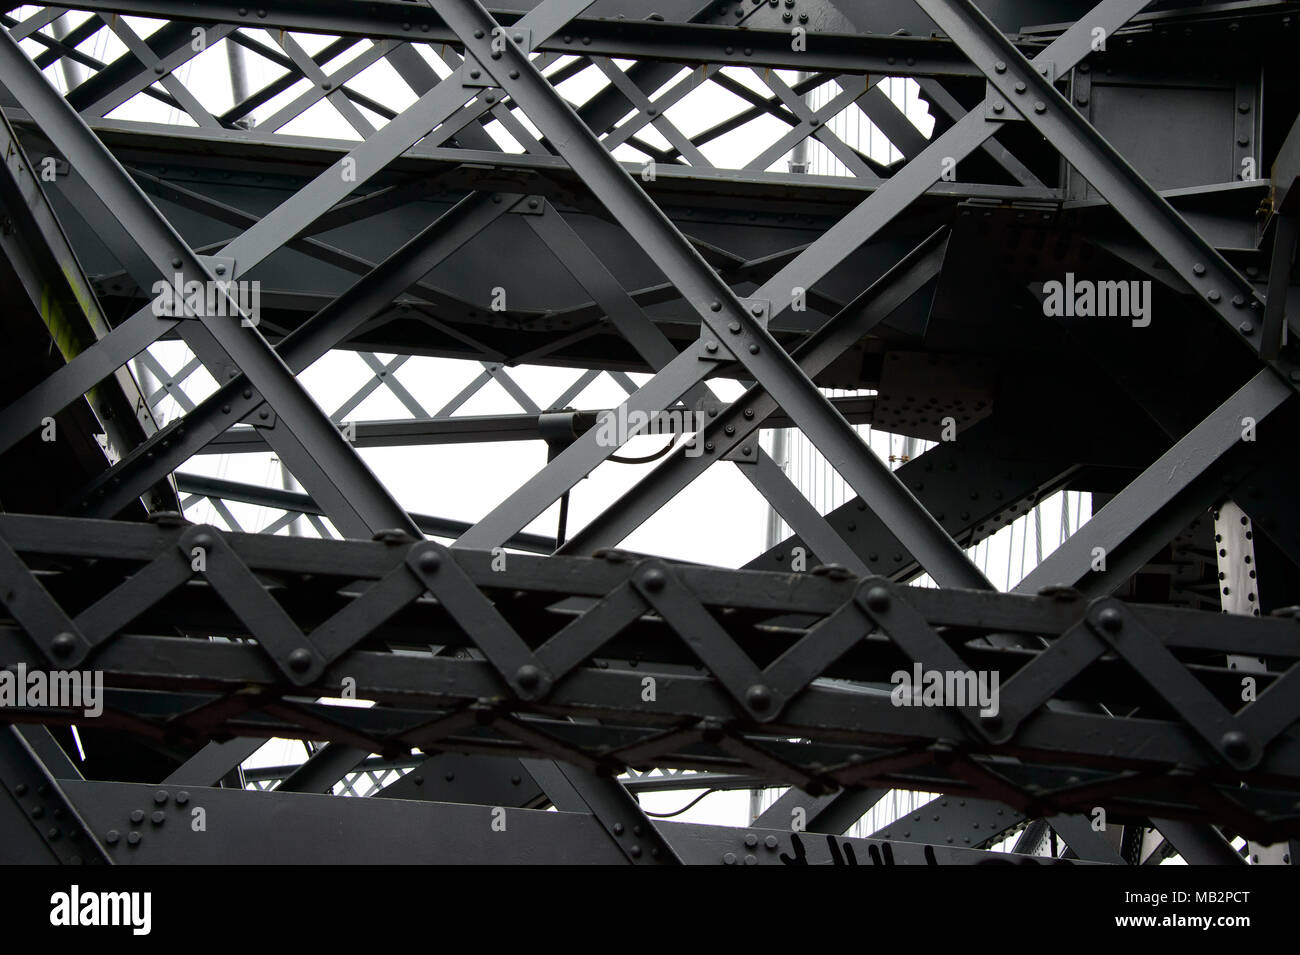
50,632,77,658
863,586,890,612
1221,730,1251,761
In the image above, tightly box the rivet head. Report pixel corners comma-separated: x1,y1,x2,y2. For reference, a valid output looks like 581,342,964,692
746,684,773,712
709,300,722,312
287,648,313,673
153,790,168,805
416,549,442,574
105,830,120,844
1097,607,1123,633
127,832,141,846
750,303,763,317
130,809,145,824
50,632,77,658
175,792,189,805
641,568,666,592
1221,730,1251,761
994,61,1007,73
151,811,165,825
863,586,890,612
515,664,542,690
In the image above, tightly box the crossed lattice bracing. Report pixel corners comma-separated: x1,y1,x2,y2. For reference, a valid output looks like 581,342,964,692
0,0,1296,864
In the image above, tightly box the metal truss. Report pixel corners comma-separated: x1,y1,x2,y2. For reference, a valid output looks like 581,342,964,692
0,0,1298,866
